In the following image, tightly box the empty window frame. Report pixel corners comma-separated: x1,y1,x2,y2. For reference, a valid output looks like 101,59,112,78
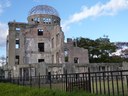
16,28,20,33
38,43,44,52
34,17,40,22
38,59,45,63
15,55,19,65
16,28,20,31
54,19,56,23
42,18,51,23
64,49,68,62
38,29,43,35
56,52,59,63
15,39,20,49
74,57,79,63
64,50,68,62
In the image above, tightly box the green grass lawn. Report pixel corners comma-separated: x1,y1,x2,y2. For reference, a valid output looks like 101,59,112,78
91,79,128,96
0,83,106,96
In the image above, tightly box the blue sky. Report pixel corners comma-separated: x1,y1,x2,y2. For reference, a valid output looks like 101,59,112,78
0,0,128,57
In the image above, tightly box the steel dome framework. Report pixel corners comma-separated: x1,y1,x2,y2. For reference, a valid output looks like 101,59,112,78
28,5,59,17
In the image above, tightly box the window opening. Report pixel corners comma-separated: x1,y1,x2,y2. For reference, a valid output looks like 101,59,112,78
38,43,44,52
16,28,20,31
15,39,20,49
64,49,68,62
16,28,20,33
38,59,44,63
74,57,79,63
15,55,19,65
34,17,40,23
43,18,47,23
54,19,56,23
38,29,43,35
42,18,51,23
56,52,59,63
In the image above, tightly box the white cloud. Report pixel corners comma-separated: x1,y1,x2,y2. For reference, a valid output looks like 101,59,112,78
0,0,11,15
0,0,11,47
62,0,128,32
0,22,8,47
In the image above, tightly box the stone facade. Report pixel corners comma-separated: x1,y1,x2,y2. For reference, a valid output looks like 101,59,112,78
5,5,89,78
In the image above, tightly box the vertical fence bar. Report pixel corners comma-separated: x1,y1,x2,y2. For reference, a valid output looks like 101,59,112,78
126,76,128,94
111,71,115,96
17,76,19,85
72,74,74,91
48,72,52,89
30,66,32,87
80,74,82,90
23,76,24,86
120,71,124,96
103,72,106,95
85,73,88,92
95,73,98,94
83,73,85,91
10,76,12,83
99,75,102,94
38,73,40,88
62,74,64,91
29,75,32,87
65,70,68,92
12,75,14,84
70,74,72,92
64,74,65,91
88,68,91,93
116,75,119,96
92,76,95,93
69,74,71,92
107,74,110,96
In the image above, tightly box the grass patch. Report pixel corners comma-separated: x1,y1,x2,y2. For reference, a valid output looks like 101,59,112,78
91,79,128,96
0,83,106,96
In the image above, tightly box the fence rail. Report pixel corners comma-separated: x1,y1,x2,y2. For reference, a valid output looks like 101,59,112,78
0,70,128,96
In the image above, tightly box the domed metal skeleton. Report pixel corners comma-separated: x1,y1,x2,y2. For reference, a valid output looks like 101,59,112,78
28,5,59,17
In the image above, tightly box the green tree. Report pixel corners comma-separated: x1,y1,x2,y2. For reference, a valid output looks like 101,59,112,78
75,37,120,63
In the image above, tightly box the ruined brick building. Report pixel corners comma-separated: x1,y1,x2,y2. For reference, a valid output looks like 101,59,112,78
5,5,89,78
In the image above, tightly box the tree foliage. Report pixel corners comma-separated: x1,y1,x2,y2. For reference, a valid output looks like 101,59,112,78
75,37,123,63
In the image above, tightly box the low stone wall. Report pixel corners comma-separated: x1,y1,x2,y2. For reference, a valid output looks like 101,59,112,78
4,62,127,78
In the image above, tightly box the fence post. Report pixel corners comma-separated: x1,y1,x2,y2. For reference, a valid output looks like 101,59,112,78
88,68,91,93
29,65,32,87
38,73,40,88
17,76,19,85
12,75,14,84
23,76,24,86
120,70,124,96
65,70,68,92
48,72,52,89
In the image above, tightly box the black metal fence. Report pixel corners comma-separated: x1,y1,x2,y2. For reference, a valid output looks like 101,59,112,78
0,70,128,96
